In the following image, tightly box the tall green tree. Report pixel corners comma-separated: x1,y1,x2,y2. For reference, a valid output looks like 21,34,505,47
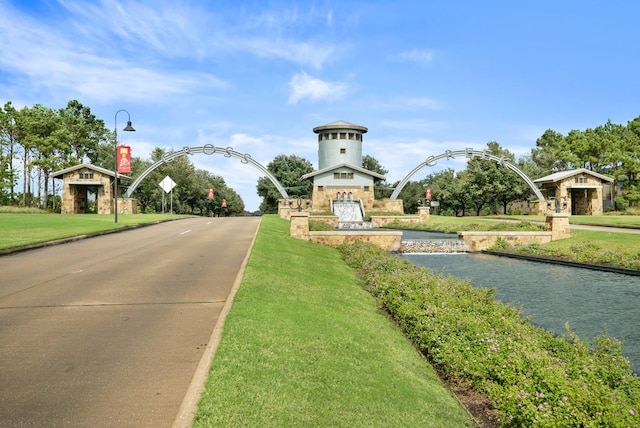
0,102,20,204
18,104,70,209
466,142,530,215
257,154,313,213
362,154,391,200
59,100,108,165
396,180,427,214
610,117,640,207
532,129,572,174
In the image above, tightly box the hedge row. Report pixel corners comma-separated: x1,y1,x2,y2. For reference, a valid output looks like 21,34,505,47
338,242,639,427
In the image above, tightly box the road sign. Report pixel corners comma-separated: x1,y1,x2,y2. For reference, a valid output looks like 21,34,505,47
159,176,176,193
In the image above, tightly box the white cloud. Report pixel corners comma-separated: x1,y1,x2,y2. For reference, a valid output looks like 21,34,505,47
0,1,229,104
238,39,335,69
288,71,347,104
397,49,434,65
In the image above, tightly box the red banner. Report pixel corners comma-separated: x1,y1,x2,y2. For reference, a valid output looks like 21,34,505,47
208,187,214,199
117,146,131,173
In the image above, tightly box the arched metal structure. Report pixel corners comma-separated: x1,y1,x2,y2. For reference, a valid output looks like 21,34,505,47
124,144,289,198
390,148,545,201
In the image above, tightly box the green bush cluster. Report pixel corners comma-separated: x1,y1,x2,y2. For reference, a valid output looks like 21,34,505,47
387,219,543,234
338,242,640,427
505,242,640,271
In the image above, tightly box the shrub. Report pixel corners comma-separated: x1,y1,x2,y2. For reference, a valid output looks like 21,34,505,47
507,206,524,215
338,242,640,427
624,206,640,216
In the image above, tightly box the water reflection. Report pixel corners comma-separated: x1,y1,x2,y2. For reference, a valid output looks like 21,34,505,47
402,253,640,370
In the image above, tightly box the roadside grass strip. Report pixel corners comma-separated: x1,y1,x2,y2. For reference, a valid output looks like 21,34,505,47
0,213,186,249
194,215,474,427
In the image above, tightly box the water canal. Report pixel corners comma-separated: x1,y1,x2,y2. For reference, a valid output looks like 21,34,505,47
401,251,640,370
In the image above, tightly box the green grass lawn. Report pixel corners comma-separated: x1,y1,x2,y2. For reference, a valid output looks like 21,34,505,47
193,215,474,427
488,214,640,228
0,213,187,249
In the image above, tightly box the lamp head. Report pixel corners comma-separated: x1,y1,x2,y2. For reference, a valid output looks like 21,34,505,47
123,121,136,132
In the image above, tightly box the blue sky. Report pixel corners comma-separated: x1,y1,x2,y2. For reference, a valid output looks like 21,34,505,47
1,0,639,211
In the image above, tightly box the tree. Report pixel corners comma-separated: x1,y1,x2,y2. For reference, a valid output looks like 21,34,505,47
0,102,20,204
59,100,108,165
362,154,391,200
396,180,427,214
532,129,572,174
18,104,70,209
609,117,640,207
466,142,531,215
425,169,455,213
256,154,313,213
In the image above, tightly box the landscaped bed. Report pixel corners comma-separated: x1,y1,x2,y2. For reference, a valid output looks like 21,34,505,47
338,241,640,427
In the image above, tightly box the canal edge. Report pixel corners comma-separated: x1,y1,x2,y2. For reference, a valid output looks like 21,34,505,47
481,250,640,277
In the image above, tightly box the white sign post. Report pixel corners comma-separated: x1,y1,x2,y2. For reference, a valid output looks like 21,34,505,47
159,176,177,214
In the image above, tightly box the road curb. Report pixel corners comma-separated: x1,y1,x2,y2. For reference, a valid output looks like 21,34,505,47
172,217,262,428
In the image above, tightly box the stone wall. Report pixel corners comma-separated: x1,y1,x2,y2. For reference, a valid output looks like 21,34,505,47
545,213,570,240
370,215,420,227
308,230,402,251
116,198,139,215
371,199,404,212
278,198,312,219
458,231,553,252
289,212,402,251
310,186,376,210
290,212,310,240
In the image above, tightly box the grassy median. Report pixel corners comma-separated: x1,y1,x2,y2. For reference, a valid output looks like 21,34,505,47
193,215,474,427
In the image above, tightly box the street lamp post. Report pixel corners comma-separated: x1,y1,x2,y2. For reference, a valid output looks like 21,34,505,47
114,110,135,224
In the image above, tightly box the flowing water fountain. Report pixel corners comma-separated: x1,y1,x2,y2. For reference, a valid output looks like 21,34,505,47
399,230,471,253
332,198,373,229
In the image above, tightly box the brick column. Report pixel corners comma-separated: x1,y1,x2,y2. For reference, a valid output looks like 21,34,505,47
290,212,310,240
419,206,430,222
545,213,570,240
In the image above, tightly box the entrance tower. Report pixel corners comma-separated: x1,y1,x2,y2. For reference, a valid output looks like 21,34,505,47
301,120,386,211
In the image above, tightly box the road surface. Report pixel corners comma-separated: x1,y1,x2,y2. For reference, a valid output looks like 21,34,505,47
0,217,260,427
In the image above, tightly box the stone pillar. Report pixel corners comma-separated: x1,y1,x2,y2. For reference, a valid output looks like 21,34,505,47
419,206,430,222
290,212,310,241
545,213,570,240
118,198,138,214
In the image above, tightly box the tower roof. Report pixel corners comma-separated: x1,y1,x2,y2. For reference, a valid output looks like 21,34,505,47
300,163,386,181
313,120,368,134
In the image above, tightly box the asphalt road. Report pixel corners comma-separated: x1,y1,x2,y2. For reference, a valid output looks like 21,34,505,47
0,216,260,427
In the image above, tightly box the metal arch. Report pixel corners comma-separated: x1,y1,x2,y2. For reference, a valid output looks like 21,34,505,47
389,148,545,201
124,144,289,198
